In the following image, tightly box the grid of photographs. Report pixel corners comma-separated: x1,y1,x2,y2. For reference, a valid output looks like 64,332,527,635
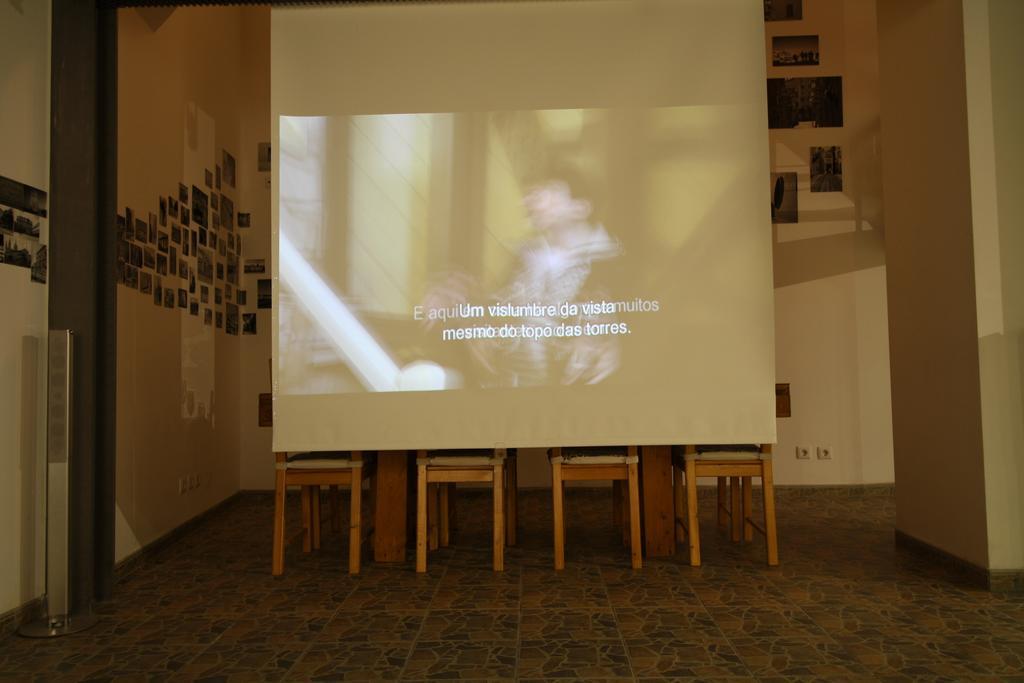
115,148,257,337
0,175,48,284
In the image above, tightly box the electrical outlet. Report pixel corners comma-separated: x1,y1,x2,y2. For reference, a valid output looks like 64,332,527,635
795,445,812,460
817,445,833,460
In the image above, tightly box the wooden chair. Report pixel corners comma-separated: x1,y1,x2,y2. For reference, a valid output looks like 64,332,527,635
672,444,778,567
549,445,642,570
272,451,373,575
416,448,507,573
430,449,518,549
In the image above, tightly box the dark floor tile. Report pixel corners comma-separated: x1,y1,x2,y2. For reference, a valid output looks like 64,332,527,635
284,642,411,681
417,610,518,642
519,608,619,641
625,635,749,678
517,639,631,679
401,640,517,679
520,584,609,610
430,585,520,610
176,641,307,682
315,611,425,643
729,636,870,678
614,606,718,640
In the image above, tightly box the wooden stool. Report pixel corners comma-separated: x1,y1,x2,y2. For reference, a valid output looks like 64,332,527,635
672,444,778,567
416,448,506,572
549,445,642,570
272,451,372,575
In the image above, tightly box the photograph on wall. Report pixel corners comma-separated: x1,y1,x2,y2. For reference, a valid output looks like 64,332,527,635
157,253,168,276
767,77,843,128
257,278,271,309
130,244,142,268
192,186,208,228
2,234,32,268
216,261,225,281
125,265,138,289
140,271,153,295
179,183,189,205
182,207,190,227
205,169,213,188
237,289,247,306
238,212,251,228
215,287,223,305
178,288,187,308
144,246,156,270
258,142,271,172
227,253,238,285
223,150,236,188
169,196,179,220
764,0,802,21
164,288,175,309
210,192,219,212
171,223,181,244
31,244,47,283
235,233,242,255
216,165,222,190
154,276,163,306
244,258,265,274
201,285,209,304
221,195,234,230
148,212,157,243
227,233,235,252
242,313,257,335
770,172,798,224
134,217,148,243
197,247,214,284
810,146,843,192
226,303,239,335
0,174,47,218
190,299,199,316
772,35,819,66
158,232,169,253
159,196,167,226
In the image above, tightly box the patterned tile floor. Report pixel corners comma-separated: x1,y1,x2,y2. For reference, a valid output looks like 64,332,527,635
2,487,1023,681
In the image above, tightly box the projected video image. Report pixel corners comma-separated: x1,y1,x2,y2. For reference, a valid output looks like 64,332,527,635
279,108,731,394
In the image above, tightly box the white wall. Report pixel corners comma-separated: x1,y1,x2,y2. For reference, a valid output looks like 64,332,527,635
0,0,51,618
116,6,269,559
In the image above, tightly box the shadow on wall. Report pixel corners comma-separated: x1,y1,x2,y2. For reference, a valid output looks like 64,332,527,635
773,117,885,289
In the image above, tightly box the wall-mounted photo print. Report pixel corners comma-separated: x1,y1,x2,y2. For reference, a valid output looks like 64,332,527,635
238,212,251,228
770,172,798,224
205,169,213,188
226,303,239,335
810,146,843,192
223,150,236,188
192,186,209,228
772,35,819,66
197,246,214,284
764,0,801,21
179,183,189,205
257,142,271,172
257,278,271,309
767,77,843,128
242,313,257,335
244,258,265,274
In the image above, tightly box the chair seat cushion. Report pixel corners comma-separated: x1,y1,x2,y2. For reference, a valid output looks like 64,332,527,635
671,444,770,461
549,445,637,465
281,451,362,470
419,450,506,467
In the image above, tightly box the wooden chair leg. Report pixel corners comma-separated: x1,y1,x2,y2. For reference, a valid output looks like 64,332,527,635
742,476,754,542
673,463,685,543
349,467,362,574
762,460,779,566
311,485,322,550
627,461,642,570
730,477,742,542
416,463,428,573
272,470,287,575
505,456,518,547
717,477,728,530
301,486,312,553
428,483,439,551
620,479,632,548
686,459,700,566
449,483,458,544
330,484,340,533
439,483,450,547
552,459,565,570
493,463,505,571
612,479,624,541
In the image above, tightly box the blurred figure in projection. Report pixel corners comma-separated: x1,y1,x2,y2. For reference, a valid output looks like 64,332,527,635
423,180,622,387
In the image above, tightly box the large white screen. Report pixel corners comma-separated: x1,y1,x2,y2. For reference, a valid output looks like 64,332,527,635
272,0,775,452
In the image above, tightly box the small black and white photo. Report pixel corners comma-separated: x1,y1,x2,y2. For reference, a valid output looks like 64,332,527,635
158,232,169,253
236,289,247,306
197,247,214,284
210,192,219,212
767,76,843,128
190,300,199,316
126,207,134,232
0,174,47,218
12,212,41,237
140,270,153,295
181,207,190,227
154,277,163,306
244,258,265,274
191,186,209,228
159,196,167,227
242,313,257,335
257,278,271,309
171,223,181,244
2,233,32,268
227,253,238,285
257,142,271,172
227,232,235,251
211,231,219,251
130,243,143,268
810,146,843,192
170,246,177,275
125,265,139,289
31,244,47,284
216,311,223,329
205,169,213,188
772,35,819,66
218,238,226,258
199,226,208,247
148,212,157,243
143,246,156,270
178,288,188,308
134,217,147,243
216,261,224,281
179,182,188,205
157,253,168,276
238,212,251,228
764,0,802,21
116,214,126,239
221,195,234,230
226,303,239,336
770,172,799,224
235,234,242,255
169,196,179,220
164,288,175,309
215,165,222,190
201,285,209,304
215,287,223,305
223,150,236,188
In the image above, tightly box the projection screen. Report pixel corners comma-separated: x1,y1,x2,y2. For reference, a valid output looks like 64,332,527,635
271,0,775,452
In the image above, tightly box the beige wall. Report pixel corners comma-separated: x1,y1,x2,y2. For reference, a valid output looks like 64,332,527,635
0,0,50,618
965,0,1024,571
116,6,270,559
878,0,990,567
